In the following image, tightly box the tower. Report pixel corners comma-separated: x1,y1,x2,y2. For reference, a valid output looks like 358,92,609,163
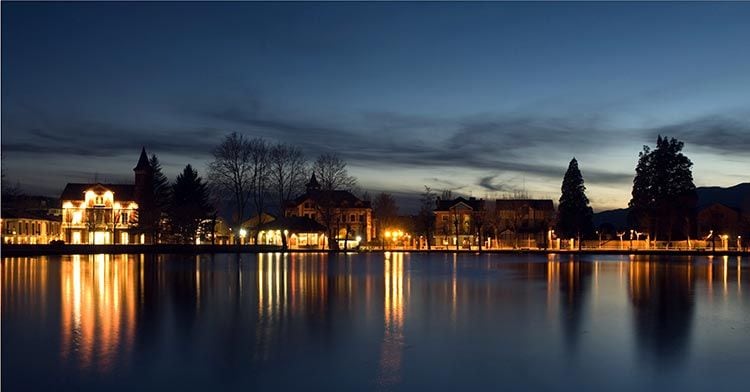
133,147,154,243
306,173,321,193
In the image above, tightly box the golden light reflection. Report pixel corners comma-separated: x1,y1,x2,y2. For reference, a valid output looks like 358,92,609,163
378,252,407,388
1,257,49,318
254,252,330,362
60,254,138,372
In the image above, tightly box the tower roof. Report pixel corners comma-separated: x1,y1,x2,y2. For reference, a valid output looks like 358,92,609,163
133,147,151,171
306,173,320,190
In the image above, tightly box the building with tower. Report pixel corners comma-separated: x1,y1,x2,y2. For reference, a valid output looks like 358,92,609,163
285,174,373,248
60,148,154,244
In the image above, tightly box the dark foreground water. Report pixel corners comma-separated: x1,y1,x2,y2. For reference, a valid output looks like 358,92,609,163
2,253,749,391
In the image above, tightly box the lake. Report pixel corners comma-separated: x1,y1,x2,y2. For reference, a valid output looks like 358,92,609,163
2,253,749,391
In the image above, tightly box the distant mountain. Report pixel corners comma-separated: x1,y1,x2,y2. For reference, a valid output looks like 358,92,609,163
695,183,750,210
592,208,629,229
593,183,750,229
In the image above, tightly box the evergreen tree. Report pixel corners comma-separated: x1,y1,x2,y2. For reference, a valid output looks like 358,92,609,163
556,158,594,248
628,135,696,242
149,154,171,242
169,165,211,244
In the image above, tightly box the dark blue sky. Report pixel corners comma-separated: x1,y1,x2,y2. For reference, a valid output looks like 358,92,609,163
3,2,749,211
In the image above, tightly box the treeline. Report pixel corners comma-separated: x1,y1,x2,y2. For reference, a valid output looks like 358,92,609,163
554,135,698,244
140,132,359,244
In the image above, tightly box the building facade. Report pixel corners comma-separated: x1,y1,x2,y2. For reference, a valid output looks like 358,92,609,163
494,199,555,248
285,174,373,247
60,148,153,244
1,212,62,244
434,197,485,249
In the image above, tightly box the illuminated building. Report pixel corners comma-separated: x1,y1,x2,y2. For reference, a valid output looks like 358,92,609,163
59,148,153,244
1,211,61,244
433,196,484,249
285,174,373,244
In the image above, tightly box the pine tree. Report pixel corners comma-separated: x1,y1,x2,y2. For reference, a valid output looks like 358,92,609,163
628,135,696,242
557,158,594,248
169,165,211,244
149,154,171,242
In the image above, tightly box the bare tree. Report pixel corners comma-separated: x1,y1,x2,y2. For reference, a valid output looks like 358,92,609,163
415,186,437,250
208,132,253,237
312,153,357,249
268,143,307,216
248,138,270,243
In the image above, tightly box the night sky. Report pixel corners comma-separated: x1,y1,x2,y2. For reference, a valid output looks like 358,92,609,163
2,2,749,211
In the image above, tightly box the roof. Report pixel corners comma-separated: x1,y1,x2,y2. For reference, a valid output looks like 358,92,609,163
288,190,371,209
435,197,484,212
258,216,327,233
495,199,555,211
1,209,61,222
133,147,151,171
60,183,136,201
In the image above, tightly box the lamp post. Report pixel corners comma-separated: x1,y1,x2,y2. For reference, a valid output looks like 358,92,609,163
239,228,247,245
629,229,634,250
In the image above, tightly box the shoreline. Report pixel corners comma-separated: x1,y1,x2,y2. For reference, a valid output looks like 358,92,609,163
1,244,748,257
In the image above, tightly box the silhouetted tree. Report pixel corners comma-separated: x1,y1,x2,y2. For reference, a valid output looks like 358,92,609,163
629,136,697,242
149,154,171,242
373,192,399,249
268,143,307,216
169,165,211,244
312,153,357,250
415,186,437,250
557,158,594,249
248,138,270,243
208,132,253,238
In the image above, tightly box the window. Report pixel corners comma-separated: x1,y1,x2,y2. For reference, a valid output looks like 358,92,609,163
359,214,365,222
120,212,129,224
95,195,104,205
305,202,311,209
350,214,355,222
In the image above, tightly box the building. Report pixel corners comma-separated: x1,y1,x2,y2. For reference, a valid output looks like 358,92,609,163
434,197,485,249
285,174,373,247
257,216,328,249
1,211,62,244
60,148,153,244
494,199,555,248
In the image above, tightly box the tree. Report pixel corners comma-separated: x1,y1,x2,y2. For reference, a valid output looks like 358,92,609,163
312,153,357,249
208,132,253,238
628,136,697,243
415,186,437,250
268,143,307,216
148,154,171,242
248,138,270,243
557,158,594,249
169,165,211,244
373,192,399,249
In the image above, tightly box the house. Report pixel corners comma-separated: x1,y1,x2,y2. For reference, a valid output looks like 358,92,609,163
697,203,741,239
257,216,328,249
494,199,555,248
1,211,62,244
60,148,154,244
285,174,373,246
434,197,485,249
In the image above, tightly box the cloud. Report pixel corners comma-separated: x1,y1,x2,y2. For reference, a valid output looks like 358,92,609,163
644,114,750,155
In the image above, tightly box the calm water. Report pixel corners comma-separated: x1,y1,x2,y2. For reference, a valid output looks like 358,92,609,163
2,253,749,391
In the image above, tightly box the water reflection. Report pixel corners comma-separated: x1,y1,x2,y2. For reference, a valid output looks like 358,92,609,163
378,252,407,388
2,253,749,391
628,259,695,366
59,254,139,372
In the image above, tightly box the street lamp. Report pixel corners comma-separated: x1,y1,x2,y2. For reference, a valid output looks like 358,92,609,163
239,228,247,245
